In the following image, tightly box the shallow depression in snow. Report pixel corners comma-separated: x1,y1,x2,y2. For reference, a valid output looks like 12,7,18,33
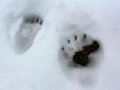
56,9,104,87
0,0,120,90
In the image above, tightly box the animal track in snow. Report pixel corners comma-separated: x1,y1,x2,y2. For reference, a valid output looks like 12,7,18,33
15,14,43,53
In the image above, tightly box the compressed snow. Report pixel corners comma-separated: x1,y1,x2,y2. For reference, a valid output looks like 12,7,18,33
0,0,120,90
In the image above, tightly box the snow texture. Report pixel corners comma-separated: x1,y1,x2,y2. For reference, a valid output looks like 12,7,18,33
0,0,120,90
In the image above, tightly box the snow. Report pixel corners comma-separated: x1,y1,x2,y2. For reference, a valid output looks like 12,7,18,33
0,0,120,90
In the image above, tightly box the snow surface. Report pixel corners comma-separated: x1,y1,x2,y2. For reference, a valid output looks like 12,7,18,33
0,0,120,90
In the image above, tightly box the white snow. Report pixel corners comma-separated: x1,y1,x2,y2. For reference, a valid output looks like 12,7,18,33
0,0,120,90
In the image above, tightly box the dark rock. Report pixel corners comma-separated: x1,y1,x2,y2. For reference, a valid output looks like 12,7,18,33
73,41,100,66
